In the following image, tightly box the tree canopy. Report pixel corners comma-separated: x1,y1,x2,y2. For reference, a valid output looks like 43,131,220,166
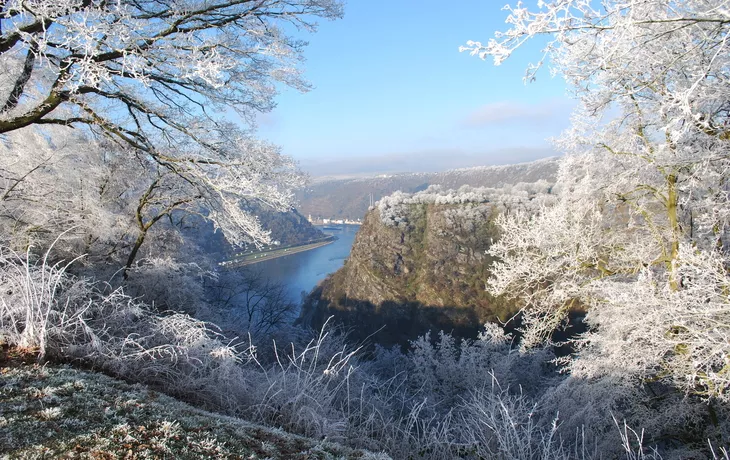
0,0,343,247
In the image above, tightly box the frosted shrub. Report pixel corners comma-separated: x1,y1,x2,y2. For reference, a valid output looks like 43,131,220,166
386,331,716,459
352,324,725,459
408,331,513,409
377,183,554,227
123,255,209,313
0,244,246,408
218,324,560,458
457,381,567,460
407,326,556,408
0,246,88,359
3,246,723,460
239,322,361,441
334,325,568,459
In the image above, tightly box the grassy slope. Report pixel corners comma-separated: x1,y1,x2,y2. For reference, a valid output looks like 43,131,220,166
0,356,388,459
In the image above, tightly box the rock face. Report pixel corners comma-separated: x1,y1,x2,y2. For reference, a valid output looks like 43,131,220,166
301,202,516,347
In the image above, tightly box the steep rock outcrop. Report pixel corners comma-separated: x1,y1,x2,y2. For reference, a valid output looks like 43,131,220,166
301,182,557,347
301,202,516,347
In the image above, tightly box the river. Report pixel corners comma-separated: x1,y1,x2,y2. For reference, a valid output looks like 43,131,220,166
251,224,360,305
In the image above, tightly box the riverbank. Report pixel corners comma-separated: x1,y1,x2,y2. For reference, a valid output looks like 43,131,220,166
307,218,362,226
220,237,336,268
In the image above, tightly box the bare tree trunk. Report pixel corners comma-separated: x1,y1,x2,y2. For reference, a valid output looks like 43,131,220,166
123,230,147,280
1,41,37,113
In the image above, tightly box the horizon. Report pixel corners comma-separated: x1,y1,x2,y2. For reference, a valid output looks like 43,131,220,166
303,153,561,182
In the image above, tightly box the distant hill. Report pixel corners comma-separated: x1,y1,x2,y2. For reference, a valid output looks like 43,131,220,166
254,207,325,247
295,157,559,220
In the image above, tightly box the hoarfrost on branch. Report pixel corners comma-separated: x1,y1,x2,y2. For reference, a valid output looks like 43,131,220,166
465,0,730,401
0,0,343,247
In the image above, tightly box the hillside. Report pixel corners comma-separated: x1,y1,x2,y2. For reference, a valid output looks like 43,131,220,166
296,158,559,221
0,358,387,460
255,207,325,247
192,205,325,261
301,183,554,347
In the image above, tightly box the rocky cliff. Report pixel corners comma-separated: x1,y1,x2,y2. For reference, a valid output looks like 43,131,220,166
301,184,552,347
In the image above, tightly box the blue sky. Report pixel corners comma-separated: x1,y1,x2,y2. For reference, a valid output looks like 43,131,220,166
257,1,573,176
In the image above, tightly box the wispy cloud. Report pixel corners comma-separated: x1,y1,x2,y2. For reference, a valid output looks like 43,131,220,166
460,99,573,128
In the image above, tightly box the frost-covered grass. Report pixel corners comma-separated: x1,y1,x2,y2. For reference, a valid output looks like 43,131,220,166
0,361,387,459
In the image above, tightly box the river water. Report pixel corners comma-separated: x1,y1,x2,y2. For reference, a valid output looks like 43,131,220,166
252,224,360,305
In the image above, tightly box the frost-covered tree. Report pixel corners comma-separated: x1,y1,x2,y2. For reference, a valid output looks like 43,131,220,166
0,0,342,249
464,1,730,401
376,182,554,228
0,125,130,258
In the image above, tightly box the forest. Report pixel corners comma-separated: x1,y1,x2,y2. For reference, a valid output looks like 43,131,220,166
1,1,729,458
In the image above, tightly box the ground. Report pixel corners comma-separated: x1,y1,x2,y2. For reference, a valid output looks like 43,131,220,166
0,348,388,459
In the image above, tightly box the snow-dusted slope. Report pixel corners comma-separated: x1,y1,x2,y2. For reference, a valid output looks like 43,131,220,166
1,362,387,459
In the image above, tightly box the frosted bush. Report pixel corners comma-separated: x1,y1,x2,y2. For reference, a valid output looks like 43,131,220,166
123,255,209,313
0,244,246,408
2,242,726,459
237,322,362,441
1,251,724,460
377,182,554,227
457,382,567,460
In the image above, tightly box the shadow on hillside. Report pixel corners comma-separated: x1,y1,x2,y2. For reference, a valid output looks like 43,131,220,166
299,286,587,353
300,288,514,350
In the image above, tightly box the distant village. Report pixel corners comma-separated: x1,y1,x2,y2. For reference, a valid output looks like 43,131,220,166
307,215,362,226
